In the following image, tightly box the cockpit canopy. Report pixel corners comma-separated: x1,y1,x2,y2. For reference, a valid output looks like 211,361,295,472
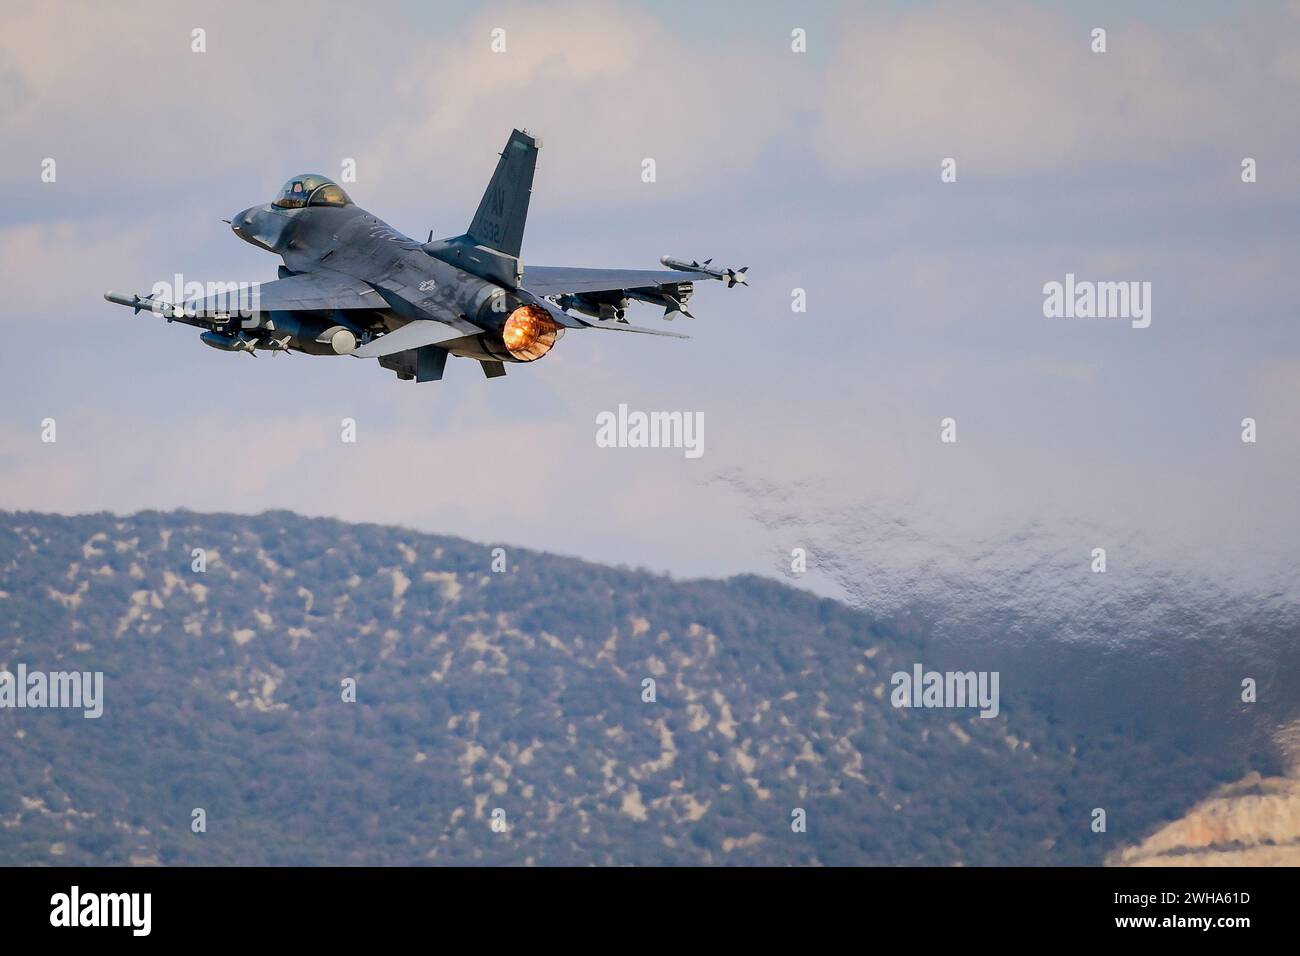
272,174,353,209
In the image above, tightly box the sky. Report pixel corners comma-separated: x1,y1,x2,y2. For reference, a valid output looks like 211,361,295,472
1,0,1297,641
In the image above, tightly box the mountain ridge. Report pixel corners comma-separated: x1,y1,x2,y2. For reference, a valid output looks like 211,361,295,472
0,509,1287,865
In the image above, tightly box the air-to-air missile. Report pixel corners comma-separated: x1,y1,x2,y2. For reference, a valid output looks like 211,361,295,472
659,256,749,288
104,291,184,319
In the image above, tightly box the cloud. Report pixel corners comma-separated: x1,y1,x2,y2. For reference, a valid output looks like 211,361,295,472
0,217,170,320
815,2,1300,183
360,1,795,213
1,0,1298,621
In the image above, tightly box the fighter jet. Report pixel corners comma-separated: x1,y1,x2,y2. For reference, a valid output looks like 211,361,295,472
104,129,746,382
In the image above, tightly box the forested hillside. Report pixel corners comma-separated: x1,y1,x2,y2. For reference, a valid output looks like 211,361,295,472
0,510,1284,865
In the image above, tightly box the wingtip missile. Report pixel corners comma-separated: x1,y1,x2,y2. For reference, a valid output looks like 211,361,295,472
105,290,178,318
660,255,748,288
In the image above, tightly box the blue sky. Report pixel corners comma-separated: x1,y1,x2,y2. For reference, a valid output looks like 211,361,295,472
1,0,1297,637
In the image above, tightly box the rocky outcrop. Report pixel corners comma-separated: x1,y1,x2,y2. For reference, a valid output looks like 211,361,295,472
1110,723,1300,866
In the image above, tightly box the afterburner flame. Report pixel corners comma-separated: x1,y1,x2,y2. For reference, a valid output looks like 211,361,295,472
502,305,563,361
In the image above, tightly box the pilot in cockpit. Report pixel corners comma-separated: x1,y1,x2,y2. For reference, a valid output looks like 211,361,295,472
272,175,353,210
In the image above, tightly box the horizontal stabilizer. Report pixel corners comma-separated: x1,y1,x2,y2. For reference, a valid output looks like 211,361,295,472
520,293,689,338
578,319,690,339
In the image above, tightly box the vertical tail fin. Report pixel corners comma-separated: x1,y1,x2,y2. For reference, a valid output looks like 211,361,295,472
466,129,540,259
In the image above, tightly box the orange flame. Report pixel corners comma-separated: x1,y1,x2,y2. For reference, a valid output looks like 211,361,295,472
502,305,563,360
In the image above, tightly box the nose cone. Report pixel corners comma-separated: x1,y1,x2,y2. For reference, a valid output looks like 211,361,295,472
230,206,284,253
230,207,257,237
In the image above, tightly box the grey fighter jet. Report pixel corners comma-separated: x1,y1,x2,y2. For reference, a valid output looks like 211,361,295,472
105,129,745,383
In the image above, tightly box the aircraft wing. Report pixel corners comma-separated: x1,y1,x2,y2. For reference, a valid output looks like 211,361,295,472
522,261,745,322
521,266,702,297
179,269,384,316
